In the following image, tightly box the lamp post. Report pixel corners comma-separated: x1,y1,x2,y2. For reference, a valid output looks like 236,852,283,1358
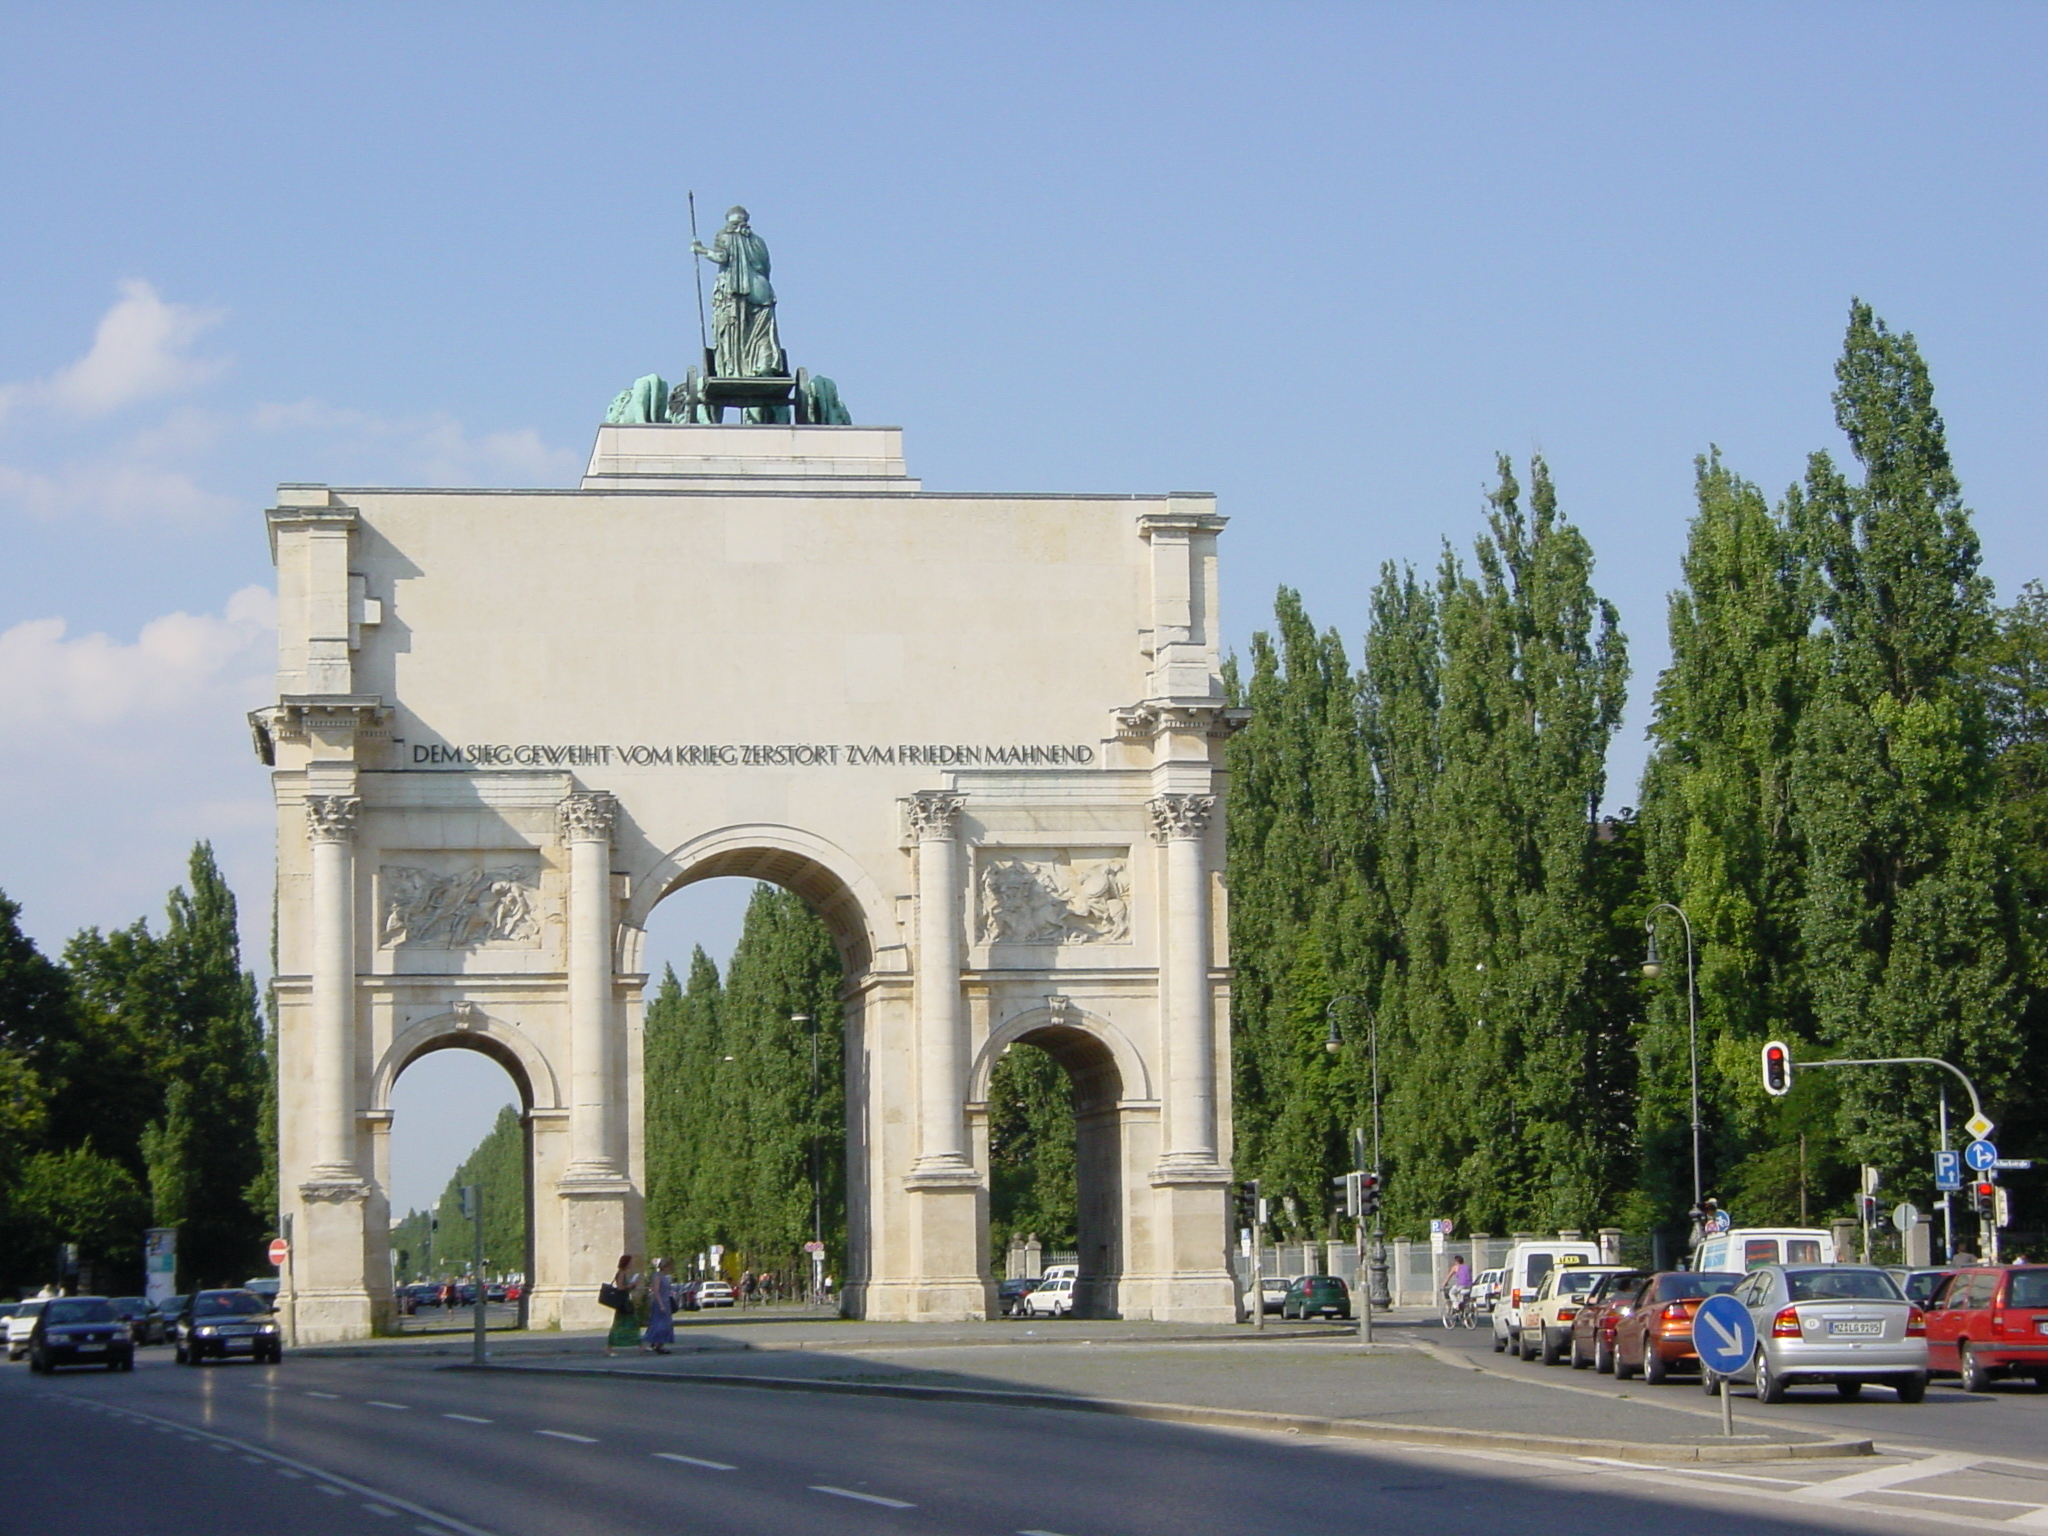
1324,996,1391,1312
1641,902,1703,1240
794,1011,823,1304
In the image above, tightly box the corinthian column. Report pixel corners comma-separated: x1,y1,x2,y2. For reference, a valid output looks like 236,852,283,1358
558,792,621,1178
1150,793,1220,1170
305,795,361,1180
907,791,974,1179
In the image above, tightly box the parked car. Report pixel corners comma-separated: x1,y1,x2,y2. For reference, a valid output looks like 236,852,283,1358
1021,1275,1077,1317
108,1296,166,1346
1611,1270,1742,1381
6,1299,48,1361
158,1294,194,1345
694,1281,736,1309
1491,1240,1602,1355
29,1296,134,1374
1709,1264,1927,1403
998,1278,1041,1317
1566,1271,1651,1372
1923,1264,2048,1391
243,1277,282,1303
1281,1275,1352,1321
1520,1264,1638,1364
1888,1267,1960,1307
1691,1227,1835,1274
488,1283,508,1303
175,1289,283,1366
1472,1269,1504,1314
1242,1276,1292,1315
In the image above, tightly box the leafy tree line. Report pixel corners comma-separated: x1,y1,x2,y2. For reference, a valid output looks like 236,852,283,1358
392,1103,528,1283
1228,303,2045,1249
0,845,270,1296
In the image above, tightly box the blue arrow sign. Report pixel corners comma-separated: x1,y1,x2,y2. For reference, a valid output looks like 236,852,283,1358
1695,1293,1757,1376
1935,1149,1962,1191
1965,1139,1999,1173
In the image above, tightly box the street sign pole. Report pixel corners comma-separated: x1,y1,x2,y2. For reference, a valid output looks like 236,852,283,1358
1694,1294,1757,1440
1940,1091,1953,1264
461,1185,486,1366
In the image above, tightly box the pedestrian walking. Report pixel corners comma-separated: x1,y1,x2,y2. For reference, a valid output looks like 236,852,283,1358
740,1269,757,1308
604,1255,641,1357
644,1257,677,1354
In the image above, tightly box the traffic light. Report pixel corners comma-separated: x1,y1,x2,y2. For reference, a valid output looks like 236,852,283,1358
1235,1179,1262,1232
1972,1182,1996,1219
1359,1172,1382,1219
1761,1040,1793,1097
1332,1172,1361,1219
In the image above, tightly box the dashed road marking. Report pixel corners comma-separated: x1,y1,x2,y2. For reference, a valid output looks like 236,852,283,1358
275,1468,303,1479
536,1429,598,1443
365,1400,412,1411
315,1485,346,1497
1793,1455,1977,1501
654,1452,736,1471
305,1390,340,1399
812,1486,916,1509
442,1413,493,1424
363,1504,398,1517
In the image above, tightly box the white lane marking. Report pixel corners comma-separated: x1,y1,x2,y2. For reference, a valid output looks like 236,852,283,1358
305,1390,340,1399
442,1413,494,1424
1020,1530,1081,1535
536,1429,599,1443
655,1452,737,1471
365,1400,412,1411
316,1485,345,1496
1575,1456,1801,1487
2005,1508,2048,1532
1794,1454,1978,1501
812,1486,916,1509
363,1505,398,1518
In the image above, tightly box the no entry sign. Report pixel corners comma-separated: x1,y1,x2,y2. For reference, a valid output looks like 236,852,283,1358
268,1238,290,1268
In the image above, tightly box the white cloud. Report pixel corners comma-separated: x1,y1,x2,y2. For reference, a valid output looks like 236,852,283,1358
10,280,228,419
0,457,238,524
0,585,274,728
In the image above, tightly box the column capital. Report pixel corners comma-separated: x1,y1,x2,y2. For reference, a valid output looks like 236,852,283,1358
557,791,619,843
904,790,966,842
304,795,361,843
1147,793,1216,842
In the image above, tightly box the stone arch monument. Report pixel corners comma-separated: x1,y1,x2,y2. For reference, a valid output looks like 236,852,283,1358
257,419,1242,1341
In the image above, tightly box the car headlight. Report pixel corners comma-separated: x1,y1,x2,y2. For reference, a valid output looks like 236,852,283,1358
195,1325,217,1337
259,1324,279,1335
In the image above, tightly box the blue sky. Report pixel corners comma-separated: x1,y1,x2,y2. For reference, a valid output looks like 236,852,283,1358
3,3,2042,1214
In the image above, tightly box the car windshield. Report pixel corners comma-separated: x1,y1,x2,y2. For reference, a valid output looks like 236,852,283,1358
2009,1271,2048,1309
193,1291,267,1317
47,1299,116,1324
1786,1268,1902,1302
15,1300,45,1317
1662,1273,1739,1299
1556,1270,1607,1295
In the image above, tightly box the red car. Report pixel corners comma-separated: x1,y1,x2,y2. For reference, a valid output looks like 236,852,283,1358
1612,1270,1741,1383
1924,1265,2048,1391
1567,1270,1650,1373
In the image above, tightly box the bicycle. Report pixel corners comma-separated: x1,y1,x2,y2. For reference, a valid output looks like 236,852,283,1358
1439,1285,1477,1328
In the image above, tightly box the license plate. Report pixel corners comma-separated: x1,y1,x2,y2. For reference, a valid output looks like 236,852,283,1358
1828,1320,1882,1337
73,1343,105,1353
218,1325,257,1336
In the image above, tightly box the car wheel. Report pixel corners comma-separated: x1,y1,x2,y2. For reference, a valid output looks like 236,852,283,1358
1595,1337,1614,1375
1960,1344,1993,1393
1570,1336,1589,1370
28,1348,46,1375
1492,1330,1506,1354
1700,1367,1719,1396
1895,1373,1928,1404
1539,1329,1562,1367
1835,1380,1863,1400
119,1354,136,1373
1644,1348,1668,1385
175,1344,190,1365
1519,1329,1537,1362
1754,1349,1787,1405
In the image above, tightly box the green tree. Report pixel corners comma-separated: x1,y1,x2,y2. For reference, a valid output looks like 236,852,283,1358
14,1143,151,1287
1789,302,2023,1178
987,1042,1077,1262
431,1104,528,1278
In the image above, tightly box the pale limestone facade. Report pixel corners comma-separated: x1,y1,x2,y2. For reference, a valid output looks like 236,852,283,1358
257,424,1240,1341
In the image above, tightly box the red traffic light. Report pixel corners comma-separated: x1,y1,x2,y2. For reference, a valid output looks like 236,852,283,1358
1761,1040,1793,1097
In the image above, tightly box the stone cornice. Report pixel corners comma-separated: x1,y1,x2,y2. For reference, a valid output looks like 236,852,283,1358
251,697,393,765
1114,701,1251,743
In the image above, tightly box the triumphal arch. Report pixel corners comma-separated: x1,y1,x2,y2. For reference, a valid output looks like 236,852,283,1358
258,280,1239,1343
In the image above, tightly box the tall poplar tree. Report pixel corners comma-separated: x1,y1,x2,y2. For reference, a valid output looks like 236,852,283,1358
1790,303,2023,1176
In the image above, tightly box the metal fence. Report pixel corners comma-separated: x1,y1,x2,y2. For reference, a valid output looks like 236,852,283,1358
1231,1228,1654,1307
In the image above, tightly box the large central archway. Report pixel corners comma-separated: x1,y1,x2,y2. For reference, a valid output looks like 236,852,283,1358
259,424,1241,1338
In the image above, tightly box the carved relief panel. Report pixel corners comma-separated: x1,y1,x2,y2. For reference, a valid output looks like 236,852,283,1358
378,859,546,949
975,848,1131,946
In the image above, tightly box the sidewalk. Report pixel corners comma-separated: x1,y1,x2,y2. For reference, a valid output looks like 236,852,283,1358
308,1311,1869,1464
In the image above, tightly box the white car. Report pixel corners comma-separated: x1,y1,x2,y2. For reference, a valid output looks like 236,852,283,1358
692,1281,735,1309
1022,1276,1077,1317
7,1299,48,1361
1473,1269,1504,1313
1491,1241,1602,1354
1242,1277,1291,1315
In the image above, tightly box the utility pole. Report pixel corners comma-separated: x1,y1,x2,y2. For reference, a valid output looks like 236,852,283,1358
461,1185,485,1366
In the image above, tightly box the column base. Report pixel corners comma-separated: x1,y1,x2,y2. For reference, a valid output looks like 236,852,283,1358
905,1156,980,1188
557,1173,633,1330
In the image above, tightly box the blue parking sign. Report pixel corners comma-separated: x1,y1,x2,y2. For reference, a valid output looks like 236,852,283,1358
1935,1149,1962,1192
1694,1293,1757,1377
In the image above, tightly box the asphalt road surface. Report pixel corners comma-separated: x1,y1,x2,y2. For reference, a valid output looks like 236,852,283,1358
6,1337,2046,1535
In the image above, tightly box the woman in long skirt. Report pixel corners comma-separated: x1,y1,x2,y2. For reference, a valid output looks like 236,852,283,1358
605,1255,641,1357
643,1257,677,1354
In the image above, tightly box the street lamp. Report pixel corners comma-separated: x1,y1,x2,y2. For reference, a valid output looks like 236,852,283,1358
794,1011,823,1303
1642,902,1703,1239
1324,996,1391,1312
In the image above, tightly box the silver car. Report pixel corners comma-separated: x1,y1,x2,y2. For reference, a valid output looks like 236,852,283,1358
1708,1264,1928,1403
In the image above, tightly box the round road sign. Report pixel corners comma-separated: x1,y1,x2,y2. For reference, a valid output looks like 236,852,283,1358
1965,1139,1999,1173
268,1237,290,1268
1694,1293,1757,1377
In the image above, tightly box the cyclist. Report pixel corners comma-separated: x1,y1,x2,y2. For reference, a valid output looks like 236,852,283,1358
1440,1253,1473,1325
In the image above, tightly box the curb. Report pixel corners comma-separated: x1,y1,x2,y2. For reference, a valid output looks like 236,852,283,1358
464,1362,1874,1465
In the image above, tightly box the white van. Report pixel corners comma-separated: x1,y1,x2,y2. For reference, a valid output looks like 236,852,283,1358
1691,1228,1835,1273
1490,1240,1603,1353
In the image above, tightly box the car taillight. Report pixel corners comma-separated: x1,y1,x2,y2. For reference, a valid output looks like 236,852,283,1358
1987,1309,2002,1335
1772,1306,1801,1338
1557,1307,1577,1321
1661,1302,1692,1323
1511,1289,1522,1306
1906,1307,1926,1337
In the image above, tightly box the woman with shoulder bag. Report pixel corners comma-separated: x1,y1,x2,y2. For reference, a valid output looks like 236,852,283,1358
603,1255,641,1356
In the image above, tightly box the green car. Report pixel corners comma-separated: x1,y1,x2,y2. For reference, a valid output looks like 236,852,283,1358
1282,1275,1353,1321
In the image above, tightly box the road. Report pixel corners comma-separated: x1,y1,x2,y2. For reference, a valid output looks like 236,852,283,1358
6,1333,2048,1534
